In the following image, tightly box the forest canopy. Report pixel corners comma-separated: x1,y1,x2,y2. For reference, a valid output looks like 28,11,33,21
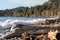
0,0,60,17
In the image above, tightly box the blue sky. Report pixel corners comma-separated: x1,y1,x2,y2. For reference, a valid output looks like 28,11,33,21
0,0,48,10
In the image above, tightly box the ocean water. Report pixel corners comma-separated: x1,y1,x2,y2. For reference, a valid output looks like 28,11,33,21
0,17,34,21
0,17,57,35
0,17,46,35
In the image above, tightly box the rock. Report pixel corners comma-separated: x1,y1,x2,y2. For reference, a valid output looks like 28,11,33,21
1,24,24,39
48,30,58,40
0,24,37,39
56,33,60,40
1,24,60,39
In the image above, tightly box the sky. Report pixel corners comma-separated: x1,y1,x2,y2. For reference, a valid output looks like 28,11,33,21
0,0,48,10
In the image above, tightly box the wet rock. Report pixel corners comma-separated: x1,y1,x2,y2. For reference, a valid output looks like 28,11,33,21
1,24,24,39
0,24,36,39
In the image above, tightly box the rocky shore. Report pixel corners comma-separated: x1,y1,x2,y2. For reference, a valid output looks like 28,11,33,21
0,18,60,40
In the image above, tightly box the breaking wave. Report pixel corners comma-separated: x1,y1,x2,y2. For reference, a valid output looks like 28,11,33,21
0,17,58,35
0,18,46,35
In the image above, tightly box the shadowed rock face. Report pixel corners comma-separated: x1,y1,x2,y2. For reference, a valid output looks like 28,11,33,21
56,33,60,40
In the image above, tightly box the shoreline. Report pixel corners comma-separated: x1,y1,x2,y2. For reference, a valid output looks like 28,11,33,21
0,24,60,40
0,17,60,40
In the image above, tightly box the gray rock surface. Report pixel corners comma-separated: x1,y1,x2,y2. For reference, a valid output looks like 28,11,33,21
1,24,60,39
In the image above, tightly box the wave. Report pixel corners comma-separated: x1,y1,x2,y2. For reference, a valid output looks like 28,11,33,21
0,17,58,29
0,17,58,35
0,18,46,35
0,18,46,29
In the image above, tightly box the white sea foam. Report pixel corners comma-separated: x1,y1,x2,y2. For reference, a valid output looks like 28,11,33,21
0,17,58,35
0,18,46,29
0,17,58,30
0,18,46,35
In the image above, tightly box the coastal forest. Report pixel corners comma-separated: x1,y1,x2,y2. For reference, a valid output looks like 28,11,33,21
0,0,60,17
